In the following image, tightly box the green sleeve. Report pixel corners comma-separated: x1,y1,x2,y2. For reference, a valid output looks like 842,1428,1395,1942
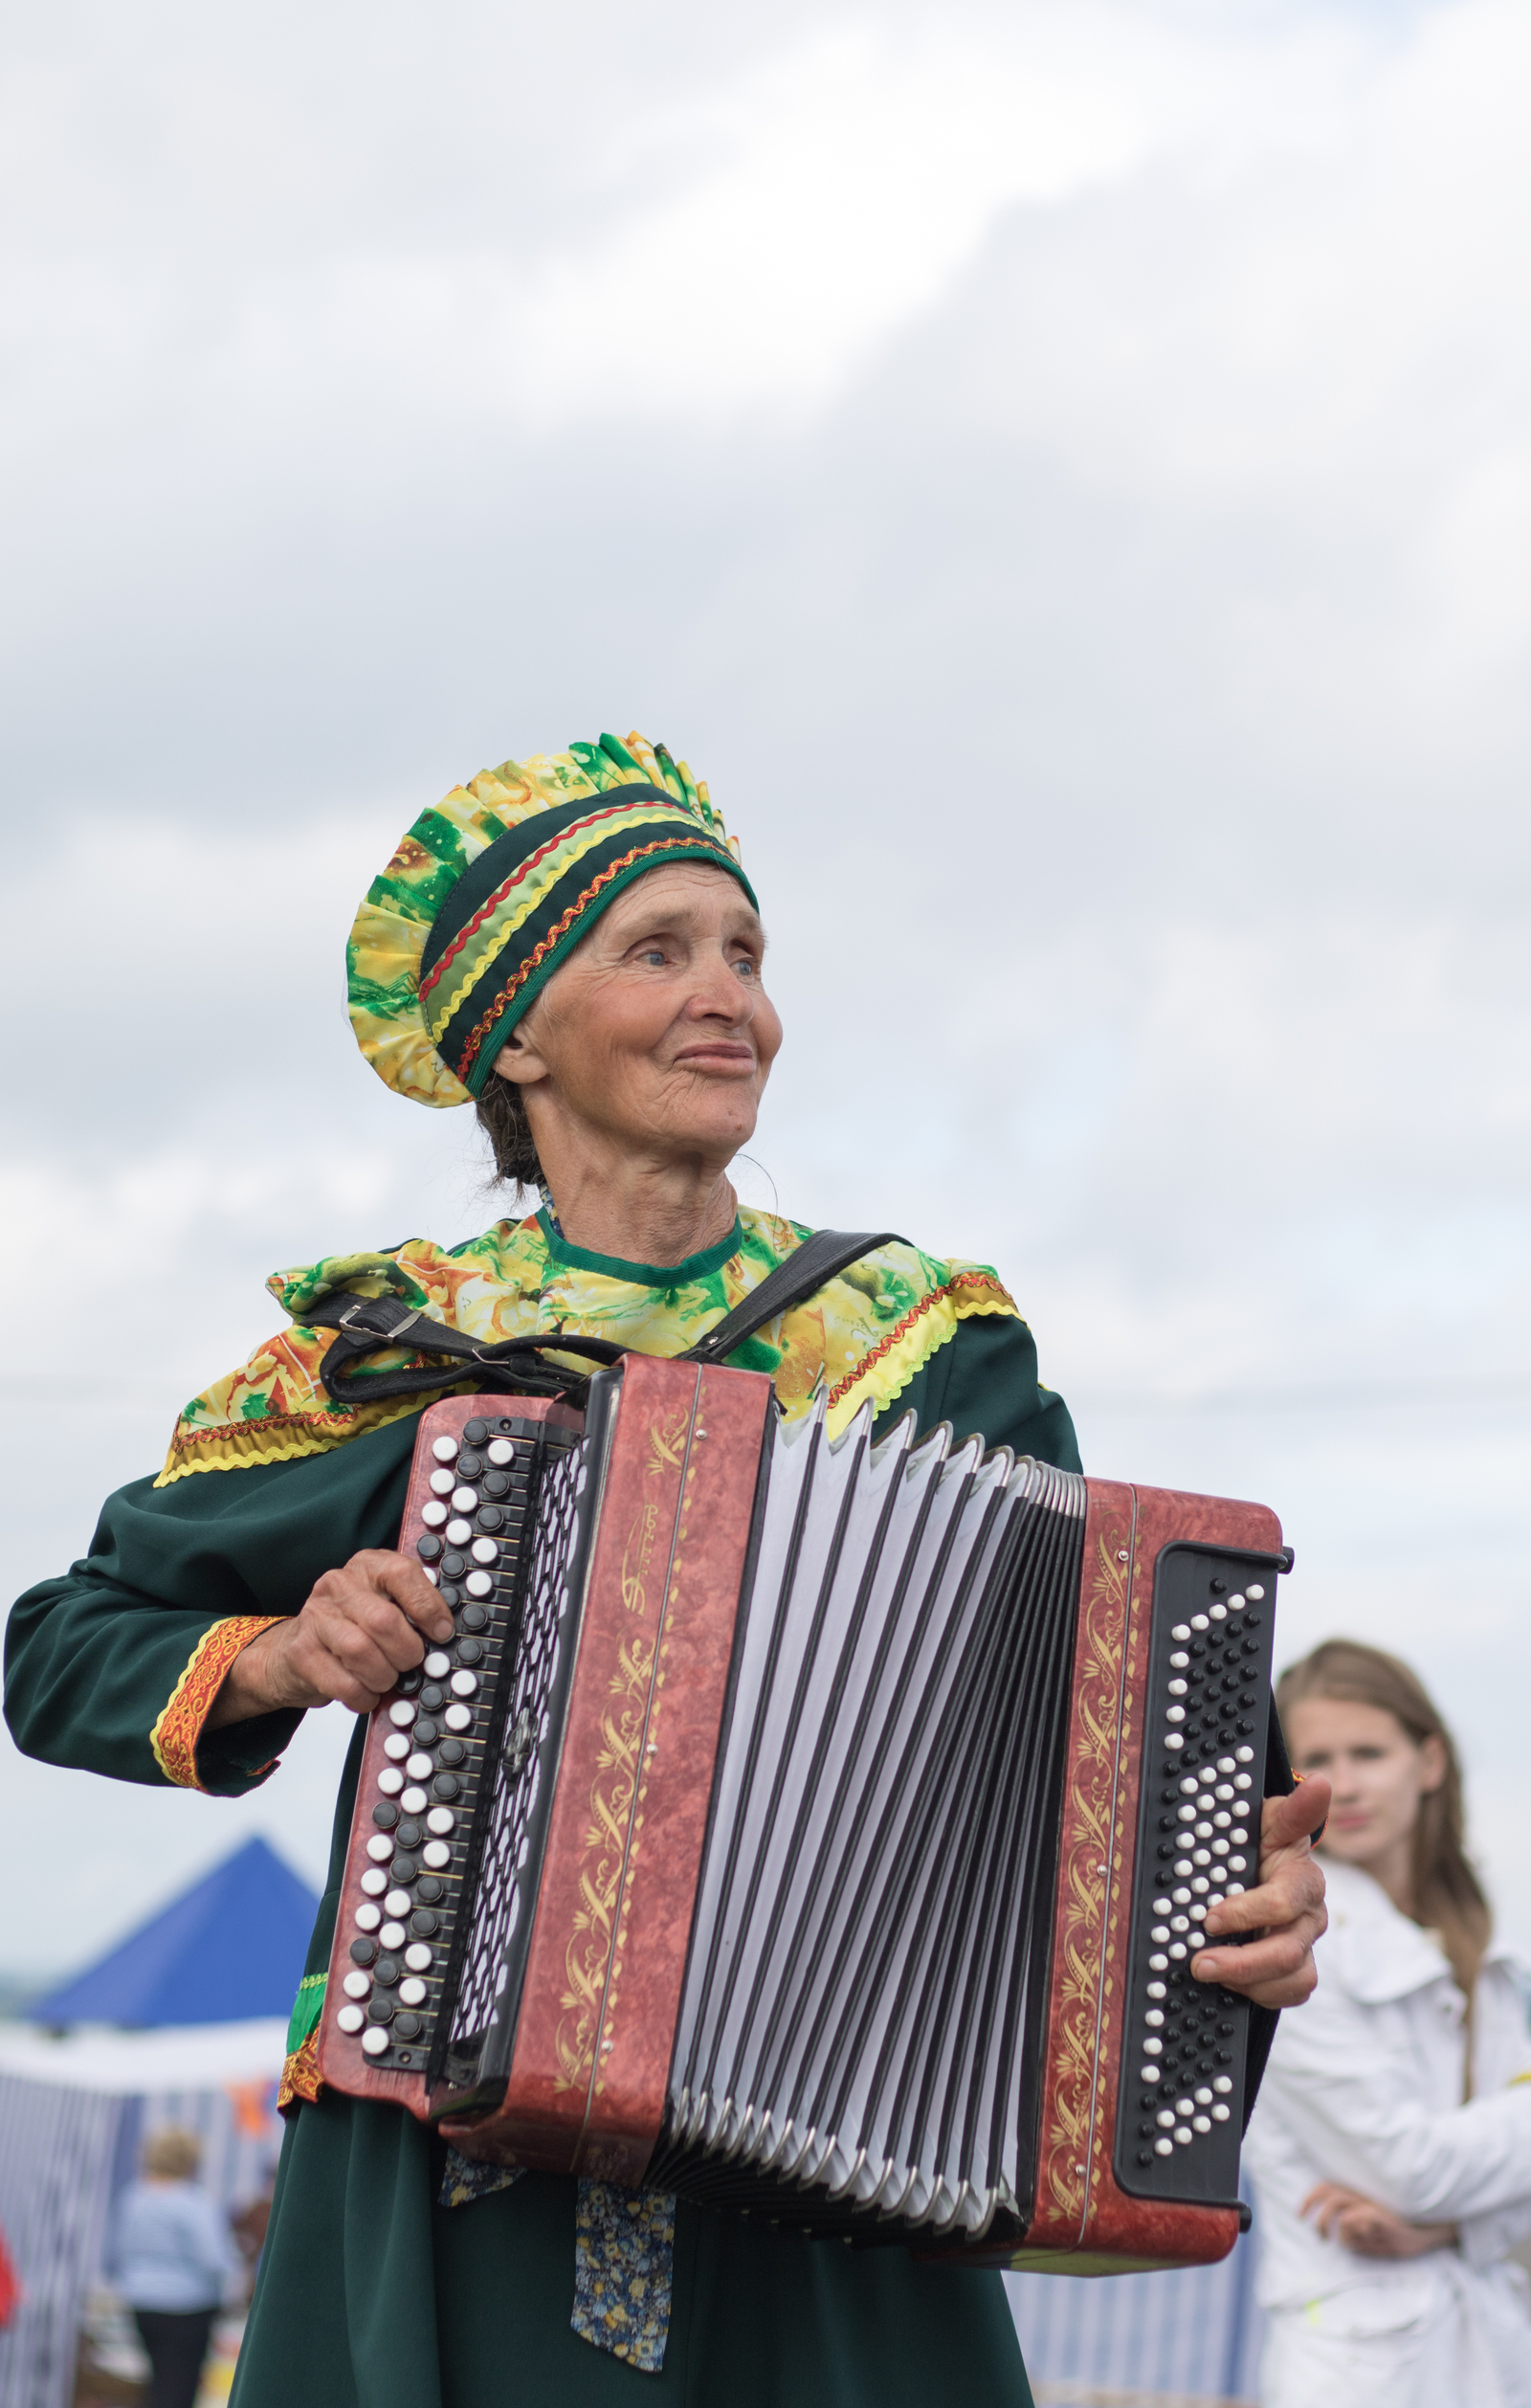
3,1413,421,1797
872,1313,1082,1471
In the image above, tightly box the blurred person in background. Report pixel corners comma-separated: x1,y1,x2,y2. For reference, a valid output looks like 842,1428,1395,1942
108,2128,238,2408
1246,1640,1531,2407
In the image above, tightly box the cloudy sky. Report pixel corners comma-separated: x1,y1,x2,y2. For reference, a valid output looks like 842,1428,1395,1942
5,0,1530,1976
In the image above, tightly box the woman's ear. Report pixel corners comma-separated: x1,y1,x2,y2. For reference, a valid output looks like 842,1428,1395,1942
493,1015,550,1089
1417,1732,1449,1795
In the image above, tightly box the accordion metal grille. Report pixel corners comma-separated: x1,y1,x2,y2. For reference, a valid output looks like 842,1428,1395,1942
445,1434,589,2063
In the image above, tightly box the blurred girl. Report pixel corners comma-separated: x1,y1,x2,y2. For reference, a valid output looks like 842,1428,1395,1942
1246,1639,1531,2407
110,2128,238,2408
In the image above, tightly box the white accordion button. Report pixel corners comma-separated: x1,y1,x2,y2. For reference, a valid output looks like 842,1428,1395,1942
1229,1857,1248,1874
1189,1615,1209,1632
1188,1903,1206,1923
452,1485,477,1513
380,1923,406,1951
384,1732,410,1761
1175,2096,1194,2115
388,1700,416,1728
406,1753,433,1781
1146,1980,1166,1999
1226,1882,1246,1895
1212,2103,1231,2121
451,1671,477,1698
354,1903,381,1932
337,2005,365,2034
1174,2125,1192,2145
444,1704,473,1731
1191,1876,1209,1893
1174,1860,1193,1878
1209,1602,1227,1620
1195,2087,1213,2105
1169,1651,1188,1669
405,1943,433,1973
1154,1891,1174,1908
471,1539,498,1565
1141,2037,1163,2056
1218,1755,1236,1774
1150,1925,1170,1944
1171,1623,1190,1640
1143,2009,1164,2028
487,1438,515,1464
1192,2115,1211,2134
421,1502,448,1528
430,1468,455,1494
1148,1953,1168,1973
362,2026,390,2055
1166,1679,1187,1696
1154,2136,1173,2155
366,1835,393,1862
1235,1744,1254,1763
1165,1732,1185,1750
465,1572,493,1599
360,1867,388,1897
432,1436,458,1462
422,1839,452,1869
377,1768,404,1796
398,1977,428,2008
427,1806,455,1836
401,1788,428,1815
1168,1943,1187,1959
1229,1592,1247,1609
343,1972,371,2001
1165,1706,1186,1725
1157,2108,1175,2129
1140,2066,1160,2084
423,1652,451,1679
445,1519,472,1546
1234,1772,1253,1790
1245,1584,1263,1600
1171,1888,1191,1906
1213,2076,1233,2094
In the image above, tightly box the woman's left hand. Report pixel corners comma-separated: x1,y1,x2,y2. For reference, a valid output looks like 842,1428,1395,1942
1302,2180,1457,2259
1189,1777,1331,2008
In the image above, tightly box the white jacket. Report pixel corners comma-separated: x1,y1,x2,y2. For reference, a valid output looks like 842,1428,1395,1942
1245,1858,1531,2408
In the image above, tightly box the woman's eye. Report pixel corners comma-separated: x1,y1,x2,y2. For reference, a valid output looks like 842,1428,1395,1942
731,956,758,981
640,948,667,967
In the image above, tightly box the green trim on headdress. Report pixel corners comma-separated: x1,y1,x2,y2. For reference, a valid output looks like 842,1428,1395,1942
347,731,754,1107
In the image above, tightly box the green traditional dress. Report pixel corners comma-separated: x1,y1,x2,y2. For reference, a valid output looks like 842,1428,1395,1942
6,730,1081,2405
6,1208,1078,2406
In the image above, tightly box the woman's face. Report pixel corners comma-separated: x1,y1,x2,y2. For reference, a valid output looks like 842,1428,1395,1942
1284,1696,1446,1875
494,861,783,1173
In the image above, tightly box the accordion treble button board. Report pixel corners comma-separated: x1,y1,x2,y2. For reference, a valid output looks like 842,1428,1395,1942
326,1407,563,2085
1112,1543,1282,2206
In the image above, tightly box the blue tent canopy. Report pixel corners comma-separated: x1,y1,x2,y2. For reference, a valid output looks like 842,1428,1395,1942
33,1836,320,2027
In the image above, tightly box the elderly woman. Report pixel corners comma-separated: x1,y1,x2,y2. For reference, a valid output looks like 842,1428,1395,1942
5,733,1325,2408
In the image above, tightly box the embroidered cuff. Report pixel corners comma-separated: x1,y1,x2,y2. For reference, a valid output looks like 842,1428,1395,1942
149,1616,284,1792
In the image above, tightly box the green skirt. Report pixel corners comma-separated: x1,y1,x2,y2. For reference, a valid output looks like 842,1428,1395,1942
232,2094,1034,2407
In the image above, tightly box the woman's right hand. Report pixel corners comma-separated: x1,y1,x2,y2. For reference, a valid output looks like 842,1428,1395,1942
1302,2180,1457,2259
205,1551,457,1726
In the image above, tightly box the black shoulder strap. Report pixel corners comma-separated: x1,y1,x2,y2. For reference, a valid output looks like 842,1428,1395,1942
307,1229,899,1404
681,1229,899,1365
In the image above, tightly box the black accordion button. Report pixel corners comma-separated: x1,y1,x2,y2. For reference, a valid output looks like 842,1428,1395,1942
416,1535,443,1563
463,1419,489,1445
455,1639,483,1667
456,1452,483,1479
439,1555,466,1581
372,1802,399,1831
481,1471,511,1500
436,1739,466,1767
415,1876,445,1905
438,1585,462,1608
393,2013,424,2041
432,1773,460,1801
389,1855,418,1884
458,1605,489,1634
412,1717,439,1746
475,1506,503,1532
374,1956,401,1986
366,1996,394,2022
349,1938,378,1966
419,1684,446,1712
410,1909,440,1938
396,1819,425,1850
396,1669,423,1698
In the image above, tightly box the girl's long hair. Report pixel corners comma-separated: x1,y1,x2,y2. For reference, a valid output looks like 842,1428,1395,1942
1276,1639,1491,1992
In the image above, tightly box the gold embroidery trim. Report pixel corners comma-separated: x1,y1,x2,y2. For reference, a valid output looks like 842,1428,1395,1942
277,2027,322,2111
149,1616,284,1791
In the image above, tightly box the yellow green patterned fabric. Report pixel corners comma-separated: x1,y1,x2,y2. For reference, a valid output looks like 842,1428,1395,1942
156,1209,1017,1484
348,730,752,1107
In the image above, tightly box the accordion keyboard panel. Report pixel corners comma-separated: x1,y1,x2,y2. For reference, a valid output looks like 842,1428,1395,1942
318,1396,581,2101
1112,1543,1282,2203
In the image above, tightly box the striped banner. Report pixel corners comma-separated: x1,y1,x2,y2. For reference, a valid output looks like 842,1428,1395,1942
1009,2234,1263,2408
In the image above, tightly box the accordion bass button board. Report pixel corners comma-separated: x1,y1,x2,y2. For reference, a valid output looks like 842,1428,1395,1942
317,1358,1292,2273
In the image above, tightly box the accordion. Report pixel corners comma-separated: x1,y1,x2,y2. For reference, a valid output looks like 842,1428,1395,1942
316,1353,1290,2272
